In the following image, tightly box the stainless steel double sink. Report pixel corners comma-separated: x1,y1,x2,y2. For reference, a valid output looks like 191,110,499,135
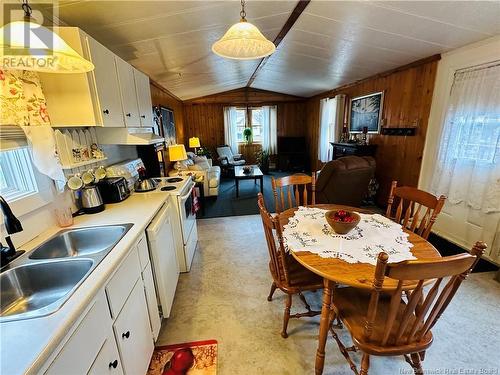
0,224,133,322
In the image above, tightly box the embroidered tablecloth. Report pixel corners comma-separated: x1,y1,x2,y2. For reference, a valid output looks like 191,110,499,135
282,206,416,265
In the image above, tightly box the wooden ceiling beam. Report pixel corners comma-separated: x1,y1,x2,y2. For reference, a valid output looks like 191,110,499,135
246,0,311,88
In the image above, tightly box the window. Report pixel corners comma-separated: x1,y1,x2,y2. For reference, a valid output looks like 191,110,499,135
431,63,500,213
224,105,277,154
235,107,264,143
251,108,263,143
235,108,247,143
448,114,499,162
0,147,39,202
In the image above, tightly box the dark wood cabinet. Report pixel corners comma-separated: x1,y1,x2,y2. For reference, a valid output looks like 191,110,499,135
330,142,377,160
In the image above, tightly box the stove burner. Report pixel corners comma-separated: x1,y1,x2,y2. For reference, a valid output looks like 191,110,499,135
161,186,176,191
167,177,182,183
153,178,162,183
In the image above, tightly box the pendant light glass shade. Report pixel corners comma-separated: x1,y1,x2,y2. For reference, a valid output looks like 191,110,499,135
212,19,276,60
0,20,94,73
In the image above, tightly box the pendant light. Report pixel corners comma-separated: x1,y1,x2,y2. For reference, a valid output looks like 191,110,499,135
0,0,94,73
212,0,276,60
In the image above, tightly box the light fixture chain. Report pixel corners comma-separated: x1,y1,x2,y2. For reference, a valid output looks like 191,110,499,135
21,0,33,17
240,0,246,20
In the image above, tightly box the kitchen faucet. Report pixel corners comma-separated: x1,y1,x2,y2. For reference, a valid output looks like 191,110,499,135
0,196,25,268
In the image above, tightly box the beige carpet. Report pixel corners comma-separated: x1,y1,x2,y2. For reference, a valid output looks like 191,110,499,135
157,215,500,375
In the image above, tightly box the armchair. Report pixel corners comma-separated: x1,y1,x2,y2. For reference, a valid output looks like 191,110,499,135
315,156,376,207
216,146,246,172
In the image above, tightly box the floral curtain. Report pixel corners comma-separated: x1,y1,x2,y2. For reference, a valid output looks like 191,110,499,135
0,69,65,182
431,63,500,213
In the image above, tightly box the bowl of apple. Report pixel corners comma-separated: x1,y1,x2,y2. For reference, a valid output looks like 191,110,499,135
325,210,360,235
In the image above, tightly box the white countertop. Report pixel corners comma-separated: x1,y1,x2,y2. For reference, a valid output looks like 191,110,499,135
0,193,169,375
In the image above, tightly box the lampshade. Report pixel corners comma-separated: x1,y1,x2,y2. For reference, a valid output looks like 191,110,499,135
212,19,276,60
189,137,201,148
168,144,187,162
0,20,94,73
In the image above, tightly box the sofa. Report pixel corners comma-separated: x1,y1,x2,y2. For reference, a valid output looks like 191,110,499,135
168,152,221,197
315,156,376,207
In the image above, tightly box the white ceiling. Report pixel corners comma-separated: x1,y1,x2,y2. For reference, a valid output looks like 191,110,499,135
46,1,500,99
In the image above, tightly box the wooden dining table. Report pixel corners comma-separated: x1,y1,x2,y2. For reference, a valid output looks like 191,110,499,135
279,204,442,375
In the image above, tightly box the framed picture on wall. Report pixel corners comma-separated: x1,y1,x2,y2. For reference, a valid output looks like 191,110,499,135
348,91,384,133
159,106,177,146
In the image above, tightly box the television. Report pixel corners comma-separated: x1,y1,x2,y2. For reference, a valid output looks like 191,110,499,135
277,136,306,153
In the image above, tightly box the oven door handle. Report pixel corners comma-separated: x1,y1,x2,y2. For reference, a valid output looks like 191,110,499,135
179,182,195,201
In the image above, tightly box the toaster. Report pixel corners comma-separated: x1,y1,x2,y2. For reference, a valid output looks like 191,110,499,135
97,177,130,203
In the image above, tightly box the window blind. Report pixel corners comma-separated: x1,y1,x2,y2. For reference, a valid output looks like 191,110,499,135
0,125,28,151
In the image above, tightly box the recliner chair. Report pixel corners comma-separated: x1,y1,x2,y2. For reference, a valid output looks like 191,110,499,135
315,156,376,207
216,145,246,175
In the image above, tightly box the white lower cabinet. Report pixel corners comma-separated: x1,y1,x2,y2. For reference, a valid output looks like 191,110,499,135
45,235,161,375
46,290,110,375
88,332,124,375
113,279,154,375
142,262,161,341
106,246,142,319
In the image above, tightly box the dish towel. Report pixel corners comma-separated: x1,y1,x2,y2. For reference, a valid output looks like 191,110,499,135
192,186,200,215
282,206,416,265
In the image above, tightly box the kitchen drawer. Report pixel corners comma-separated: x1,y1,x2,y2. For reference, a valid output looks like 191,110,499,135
46,290,110,375
88,332,124,375
106,248,141,318
137,235,149,272
113,279,154,375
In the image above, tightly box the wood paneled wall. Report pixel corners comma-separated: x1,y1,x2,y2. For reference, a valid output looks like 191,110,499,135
306,56,439,205
183,88,307,163
150,81,185,145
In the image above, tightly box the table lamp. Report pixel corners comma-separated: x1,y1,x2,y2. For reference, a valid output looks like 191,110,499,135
189,137,200,154
168,144,188,172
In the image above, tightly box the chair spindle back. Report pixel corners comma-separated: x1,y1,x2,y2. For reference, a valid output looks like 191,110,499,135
386,181,446,239
364,241,486,347
272,173,316,213
258,192,290,285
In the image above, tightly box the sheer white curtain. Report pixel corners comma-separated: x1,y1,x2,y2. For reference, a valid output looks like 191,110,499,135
223,106,238,154
262,105,277,154
318,97,337,163
431,63,500,213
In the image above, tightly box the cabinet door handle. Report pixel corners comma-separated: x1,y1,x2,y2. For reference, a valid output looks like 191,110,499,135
103,109,109,115
126,113,131,117
109,360,119,369
122,331,130,339
140,115,146,119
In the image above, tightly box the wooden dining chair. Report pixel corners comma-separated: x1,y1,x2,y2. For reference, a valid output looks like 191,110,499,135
386,181,446,239
272,173,316,213
257,193,322,338
329,241,487,375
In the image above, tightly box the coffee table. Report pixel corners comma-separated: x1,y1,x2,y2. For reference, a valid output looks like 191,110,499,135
234,165,264,198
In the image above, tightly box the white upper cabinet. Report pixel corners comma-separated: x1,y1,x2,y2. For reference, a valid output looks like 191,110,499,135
39,27,153,129
116,58,140,128
133,69,154,128
39,27,102,127
86,37,124,127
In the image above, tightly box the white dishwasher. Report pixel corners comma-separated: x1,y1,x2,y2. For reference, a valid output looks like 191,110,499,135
146,201,180,318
